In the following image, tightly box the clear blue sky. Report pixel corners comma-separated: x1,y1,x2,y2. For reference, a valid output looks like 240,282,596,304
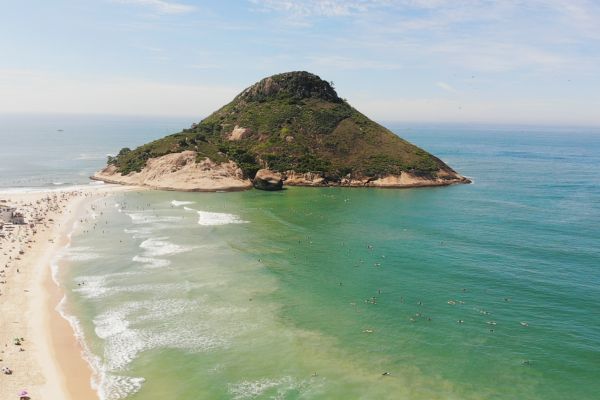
1,0,599,125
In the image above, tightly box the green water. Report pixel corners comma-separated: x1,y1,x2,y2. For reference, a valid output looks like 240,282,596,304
55,128,600,399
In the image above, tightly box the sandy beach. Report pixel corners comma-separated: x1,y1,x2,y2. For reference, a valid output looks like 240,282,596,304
0,185,133,400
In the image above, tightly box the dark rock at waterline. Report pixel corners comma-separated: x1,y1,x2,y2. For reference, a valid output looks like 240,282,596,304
253,169,283,191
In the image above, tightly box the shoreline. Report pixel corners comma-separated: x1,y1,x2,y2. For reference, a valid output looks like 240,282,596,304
91,173,471,192
0,185,134,400
90,175,253,192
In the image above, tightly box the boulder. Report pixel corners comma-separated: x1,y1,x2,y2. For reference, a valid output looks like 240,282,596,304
227,125,251,141
253,169,283,191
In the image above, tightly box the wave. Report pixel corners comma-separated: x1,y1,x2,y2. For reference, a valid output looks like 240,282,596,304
71,271,252,399
73,273,214,300
100,375,145,400
228,376,315,400
64,246,102,262
92,299,230,371
49,220,81,286
59,296,145,400
52,220,145,400
0,181,112,194
126,212,183,225
171,200,195,207
123,227,154,238
197,210,248,226
139,237,193,257
50,252,66,287
132,255,171,268
73,275,111,299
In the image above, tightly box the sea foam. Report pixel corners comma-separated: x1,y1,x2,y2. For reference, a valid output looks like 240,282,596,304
139,237,193,257
65,246,101,262
196,210,248,226
132,255,171,268
123,227,154,239
228,376,315,400
171,200,195,207
58,290,145,400
92,298,231,373
126,212,182,225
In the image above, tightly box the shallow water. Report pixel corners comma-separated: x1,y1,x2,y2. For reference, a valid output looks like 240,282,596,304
3,116,600,399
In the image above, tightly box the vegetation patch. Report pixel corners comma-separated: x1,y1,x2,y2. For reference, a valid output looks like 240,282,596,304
109,71,450,179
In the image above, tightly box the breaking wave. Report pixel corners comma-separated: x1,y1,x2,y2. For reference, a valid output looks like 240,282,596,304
196,210,248,226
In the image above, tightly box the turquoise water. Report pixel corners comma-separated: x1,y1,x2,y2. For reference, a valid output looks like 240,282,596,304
2,116,600,398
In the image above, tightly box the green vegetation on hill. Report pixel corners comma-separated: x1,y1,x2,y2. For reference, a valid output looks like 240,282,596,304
109,71,454,180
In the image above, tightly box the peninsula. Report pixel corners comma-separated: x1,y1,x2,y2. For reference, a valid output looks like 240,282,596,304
93,71,470,191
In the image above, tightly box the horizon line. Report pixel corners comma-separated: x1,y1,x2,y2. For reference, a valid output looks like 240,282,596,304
1,111,600,131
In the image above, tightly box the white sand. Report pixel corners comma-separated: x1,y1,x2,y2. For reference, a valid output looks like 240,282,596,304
0,185,135,400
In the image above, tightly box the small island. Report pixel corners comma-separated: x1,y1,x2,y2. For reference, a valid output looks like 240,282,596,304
93,71,470,191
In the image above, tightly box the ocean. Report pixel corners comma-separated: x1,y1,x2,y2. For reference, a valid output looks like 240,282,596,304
2,114,599,399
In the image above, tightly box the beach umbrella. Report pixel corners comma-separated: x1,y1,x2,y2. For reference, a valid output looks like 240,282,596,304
19,389,28,396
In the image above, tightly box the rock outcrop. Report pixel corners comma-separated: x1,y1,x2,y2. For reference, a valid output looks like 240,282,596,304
92,151,252,191
282,171,326,186
227,125,251,141
280,170,469,188
253,169,284,191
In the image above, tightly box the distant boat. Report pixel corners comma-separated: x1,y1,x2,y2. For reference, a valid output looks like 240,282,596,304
57,129,64,132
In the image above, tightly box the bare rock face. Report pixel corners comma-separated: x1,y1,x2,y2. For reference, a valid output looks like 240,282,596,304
367,171,470,187
227,125,251,141
279,169,470,188
282,171,326,186
253,169,283,191
92,151,252,192
238,71,340,103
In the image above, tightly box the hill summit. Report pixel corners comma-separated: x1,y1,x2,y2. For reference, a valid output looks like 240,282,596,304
238,71,341,103
93,71,470,191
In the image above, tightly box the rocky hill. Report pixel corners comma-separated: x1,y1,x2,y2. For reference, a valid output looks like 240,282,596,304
93,71,470,191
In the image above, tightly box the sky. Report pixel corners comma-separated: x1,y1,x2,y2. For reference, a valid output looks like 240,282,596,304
1,0,600,126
